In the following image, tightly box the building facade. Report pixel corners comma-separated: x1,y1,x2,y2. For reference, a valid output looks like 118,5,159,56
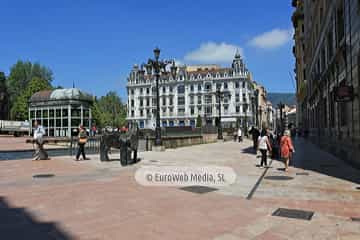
29,88,93,137
251,82,276,130
286,107,297,129
292,0,307,130
292,0,360,165
265,101,276,130
126,53,257,129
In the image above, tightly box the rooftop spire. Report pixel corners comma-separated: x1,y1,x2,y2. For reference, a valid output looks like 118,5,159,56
235,49,241,58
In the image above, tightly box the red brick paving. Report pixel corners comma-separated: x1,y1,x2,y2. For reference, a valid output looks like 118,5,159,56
1,141,360,239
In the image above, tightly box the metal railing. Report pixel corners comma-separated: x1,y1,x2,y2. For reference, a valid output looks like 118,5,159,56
69,136,101,156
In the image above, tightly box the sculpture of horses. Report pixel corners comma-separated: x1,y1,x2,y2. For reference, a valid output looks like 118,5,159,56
100,125,139,166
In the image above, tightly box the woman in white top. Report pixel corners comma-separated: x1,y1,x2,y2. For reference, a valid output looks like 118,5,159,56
258,129,272,168
237,128,242,142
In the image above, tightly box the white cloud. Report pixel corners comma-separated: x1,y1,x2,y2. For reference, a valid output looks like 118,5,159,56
184,42,244,63
249,28,293,49
174,59,184,66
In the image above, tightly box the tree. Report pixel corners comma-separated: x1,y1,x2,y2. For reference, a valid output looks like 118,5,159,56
91,91,127,128
196,115,202,128
0,72,9,119
10,77,52,120
7,61,53,114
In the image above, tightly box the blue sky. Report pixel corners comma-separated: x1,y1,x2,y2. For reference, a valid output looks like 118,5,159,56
0,0,295,100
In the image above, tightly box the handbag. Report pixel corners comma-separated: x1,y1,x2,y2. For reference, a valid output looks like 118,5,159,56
79,137,87,144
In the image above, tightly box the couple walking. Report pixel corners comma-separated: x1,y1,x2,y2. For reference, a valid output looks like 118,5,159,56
257,129,295,171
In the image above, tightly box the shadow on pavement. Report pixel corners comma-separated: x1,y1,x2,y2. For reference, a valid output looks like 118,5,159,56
0,196,73,240
242,146,257,155
271,137,360,185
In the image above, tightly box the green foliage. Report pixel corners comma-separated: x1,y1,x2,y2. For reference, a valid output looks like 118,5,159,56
0,72,9,119
0,72,7,96
196,115,202,128
0,72,6,87
91,91,127,128
7,61,53,115
10,77,52,120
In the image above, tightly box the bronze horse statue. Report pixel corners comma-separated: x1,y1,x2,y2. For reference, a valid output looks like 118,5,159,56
100,125,139,166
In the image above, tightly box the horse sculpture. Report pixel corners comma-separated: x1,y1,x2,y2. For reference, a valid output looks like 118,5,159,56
100,125,139,166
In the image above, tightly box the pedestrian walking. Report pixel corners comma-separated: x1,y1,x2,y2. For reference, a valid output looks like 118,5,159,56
32,121,48,160
120,125,128,133
33,121,47,160
91,124,97,136
76,125,89,161
233,129,237,142
237,128,242,142
280,130,295,171
250,126,260,150
270,133,280,159
257,129,272,168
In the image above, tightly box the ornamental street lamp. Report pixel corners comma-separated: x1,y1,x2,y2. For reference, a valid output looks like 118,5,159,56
254,89,259,128
243,102,249,135
215,88,223,140
143,48,177,146
251,95,255,127
215,87,230,140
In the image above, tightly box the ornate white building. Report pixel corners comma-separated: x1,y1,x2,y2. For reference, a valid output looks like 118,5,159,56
126,52,256,129
29,88,93,137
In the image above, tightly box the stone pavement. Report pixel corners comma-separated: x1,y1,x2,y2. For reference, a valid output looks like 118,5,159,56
0,138,360,239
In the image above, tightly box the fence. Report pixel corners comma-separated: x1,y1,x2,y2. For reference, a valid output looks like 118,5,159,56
68,136,101,156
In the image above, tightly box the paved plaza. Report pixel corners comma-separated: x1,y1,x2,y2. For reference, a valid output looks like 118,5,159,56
1,138,360,239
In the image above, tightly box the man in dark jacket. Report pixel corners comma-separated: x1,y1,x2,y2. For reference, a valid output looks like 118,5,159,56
249,126,260,150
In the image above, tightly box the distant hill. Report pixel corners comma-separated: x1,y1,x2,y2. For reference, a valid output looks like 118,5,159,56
267,93,296,107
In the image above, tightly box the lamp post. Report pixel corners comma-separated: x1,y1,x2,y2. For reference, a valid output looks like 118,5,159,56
254,89,259,128
216,88,223,140
243,102,248,135
251,95,255,127
278,102,285,133
143,48,177,146
215,87,230,140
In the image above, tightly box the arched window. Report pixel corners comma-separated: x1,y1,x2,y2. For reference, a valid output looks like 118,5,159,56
178,85,185,94
205,83,212,91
